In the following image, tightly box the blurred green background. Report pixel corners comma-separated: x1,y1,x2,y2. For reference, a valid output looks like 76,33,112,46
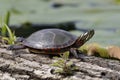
0,0,120,46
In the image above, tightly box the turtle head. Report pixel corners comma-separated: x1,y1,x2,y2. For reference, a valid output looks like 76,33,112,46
73,29,94,48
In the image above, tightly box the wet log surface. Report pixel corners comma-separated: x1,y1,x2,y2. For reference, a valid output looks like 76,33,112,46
0,48,120,80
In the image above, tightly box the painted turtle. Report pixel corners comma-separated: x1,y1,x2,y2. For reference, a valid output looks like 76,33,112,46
8,29,94,58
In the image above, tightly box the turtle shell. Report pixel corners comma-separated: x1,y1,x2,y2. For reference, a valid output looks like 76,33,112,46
23,29,77,49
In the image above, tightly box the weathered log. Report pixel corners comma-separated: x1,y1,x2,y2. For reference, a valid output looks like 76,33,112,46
0,48,120,80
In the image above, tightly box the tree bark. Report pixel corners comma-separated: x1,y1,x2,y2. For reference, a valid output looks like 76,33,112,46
0,48,120,80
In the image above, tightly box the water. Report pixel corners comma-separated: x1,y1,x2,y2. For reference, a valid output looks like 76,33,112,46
0,0,120,46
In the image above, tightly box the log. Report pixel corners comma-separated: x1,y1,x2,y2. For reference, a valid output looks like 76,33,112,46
0,48,120,80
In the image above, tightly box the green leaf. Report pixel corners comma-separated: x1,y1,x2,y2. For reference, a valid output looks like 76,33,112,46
3,24,16,44
4,11,10,25
54,68,63,74
1,24,7,36
51,62,63,68
60,52,69,60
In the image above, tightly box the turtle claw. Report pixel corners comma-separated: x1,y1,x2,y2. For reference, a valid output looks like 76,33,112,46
69,48,87,59
7,45,16,50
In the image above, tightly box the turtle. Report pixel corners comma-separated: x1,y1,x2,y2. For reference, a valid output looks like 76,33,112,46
8,29,94,58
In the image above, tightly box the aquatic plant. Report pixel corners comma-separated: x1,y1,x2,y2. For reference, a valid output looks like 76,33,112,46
0,11,16,45
51,52,79,76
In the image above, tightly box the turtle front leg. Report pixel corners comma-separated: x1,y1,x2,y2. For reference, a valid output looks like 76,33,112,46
7,37,25,50
69,48,79,58
70,48,86,59
7,45,25,50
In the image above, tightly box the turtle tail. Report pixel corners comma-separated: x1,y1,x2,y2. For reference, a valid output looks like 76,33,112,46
74,29,95,47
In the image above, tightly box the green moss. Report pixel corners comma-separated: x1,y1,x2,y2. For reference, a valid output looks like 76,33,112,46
79,43,110,58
